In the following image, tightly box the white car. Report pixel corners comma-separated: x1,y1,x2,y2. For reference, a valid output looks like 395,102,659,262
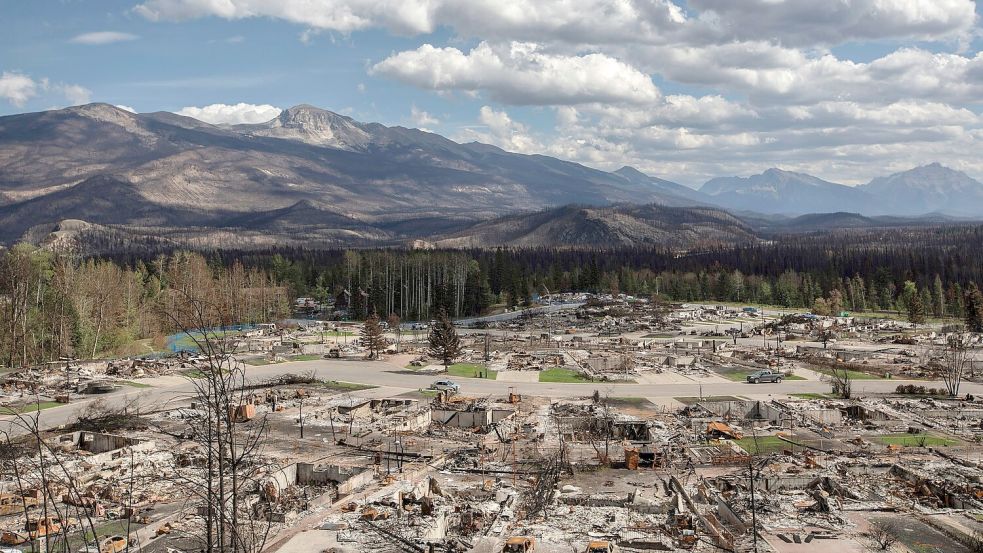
431,379,460,392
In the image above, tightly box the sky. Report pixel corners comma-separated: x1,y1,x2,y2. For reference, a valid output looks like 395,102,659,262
1,0,982,187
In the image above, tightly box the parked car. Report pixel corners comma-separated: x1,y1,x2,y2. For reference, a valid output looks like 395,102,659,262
746,370,783,384
430,379,460,393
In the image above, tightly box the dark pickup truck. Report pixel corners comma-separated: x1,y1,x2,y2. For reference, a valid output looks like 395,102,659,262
746,370,784,384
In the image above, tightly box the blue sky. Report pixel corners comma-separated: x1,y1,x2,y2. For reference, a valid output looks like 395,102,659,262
2,0,982,186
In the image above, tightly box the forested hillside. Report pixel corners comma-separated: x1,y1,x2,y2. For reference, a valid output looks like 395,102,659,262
6,223,983,367
223,224,983,320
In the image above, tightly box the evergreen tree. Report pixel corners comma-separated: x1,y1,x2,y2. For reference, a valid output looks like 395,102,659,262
900,281,918,314
428,310,462,369
919,287,933,321
952,283,965,319
965,282,983,333
907,289,926,324
361,312,386,359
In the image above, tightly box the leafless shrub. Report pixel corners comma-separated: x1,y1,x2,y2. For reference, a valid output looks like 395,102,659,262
70,396,148,433
823,366,852,399
863,520,898,551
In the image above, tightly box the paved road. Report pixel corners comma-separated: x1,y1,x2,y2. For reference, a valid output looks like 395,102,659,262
4,357,981,437
453,301,585,326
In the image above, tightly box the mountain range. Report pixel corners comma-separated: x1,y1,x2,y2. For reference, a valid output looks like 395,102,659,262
698,164,983,216
0,103,982,250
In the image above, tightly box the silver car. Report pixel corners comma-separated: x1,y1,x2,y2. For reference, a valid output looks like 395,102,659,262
431,379,460,392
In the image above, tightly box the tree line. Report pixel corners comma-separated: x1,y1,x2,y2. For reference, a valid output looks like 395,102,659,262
245,225,983,324
6,223,983,366
0,245,290,368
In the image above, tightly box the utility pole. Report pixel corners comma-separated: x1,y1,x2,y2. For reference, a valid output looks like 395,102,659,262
749,457,759,553
511,399,520,488
299,397,305,439
747,427,761,553
329,407,336,442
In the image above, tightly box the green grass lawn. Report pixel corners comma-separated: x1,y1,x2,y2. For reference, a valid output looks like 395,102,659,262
0,401,63,415
675,395,743,405
537,368,635,384
120,380,152,388
319,380,376,392
816,368,882,380
873,434,959,447
445,363,498,380
734,435,789,455
289,354,322,362
718,370,805,382
539,367,593,383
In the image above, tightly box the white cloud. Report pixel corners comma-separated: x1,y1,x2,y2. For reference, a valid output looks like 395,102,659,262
371,41,660,105
456,106,542,152
583,95,758,131
299,28,320,45
409,105,439,128
115,105,137,113
0,72,38,106
175,103,282,124
424,0,686,45
60,84,92,105
0,71,95,108
70,31,139,45
688,0,976,46
135,0,439,35
132,0,975,47
527,88,983,186
629,44,983,107
780,101,981,129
